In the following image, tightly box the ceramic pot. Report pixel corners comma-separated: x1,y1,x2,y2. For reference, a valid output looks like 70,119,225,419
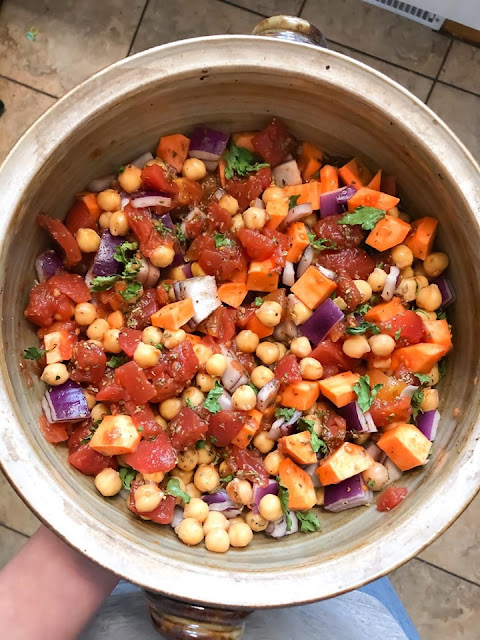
0,15,479,640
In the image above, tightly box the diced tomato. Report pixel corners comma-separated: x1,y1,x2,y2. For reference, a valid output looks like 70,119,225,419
24,282,73,328
148,341,199,402
37,320,77,339
47,273,91,303
225,168,272,212
236,351,255,375
377,486,408,512
185,215,204,238
125,290,160,331
336,272,362,313
123,400,163,439
251,118,296,167
124,432,176,474
124,203,172,259
263,228,289,269
65,195,100,234
128,482,176,523
315,214,364,249
316,402,347,451
156,283,170,307
68,444,117,476
38,414,69,443
114,361,157,404
170,407,209,450
67,422,92,453
369,396,412,427
208,410,245,447
70,341,106,386
317,248,376,280
118,328,143,357
171,177,203,208
37,214,82,268
205,202,232,233
203,307,236,343
237,228,276,261
275,354,302,385
380,311,425,348
187,233,247,282
310,338,355,374
96,383,125,402
235,305,257,328
141,164,179,195
228,445,268,486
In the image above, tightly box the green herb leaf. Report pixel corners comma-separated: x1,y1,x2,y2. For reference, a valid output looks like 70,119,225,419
353,374,383,413
153,342,165,352
120,280,142,301
220,474,233,483
415,308,430,318
175,224,187,244
224,143,270,180
80,422,99,445
90,274,119,292
395,328,402,340
297,510,322,533
117,165,125,174
307,232,338,251
185,398,195,409
339,206,386,231
288,194,301,209
436,309,447,320
345,321,380,336
355,302,372,316
298,418,327,454
275,407,296,421
214,232,236,248
119,467,136,490
161,283,171,293
247,381,259,394
196,440,207,449
165,477,191,504
415,373,432,385
114,241,139,266
254,297,263,307
209,435,217,444
23,346,48,360
154,221,173,237
204,381,224,414
106,353,127,369
276,476,293,532
411,388,425,421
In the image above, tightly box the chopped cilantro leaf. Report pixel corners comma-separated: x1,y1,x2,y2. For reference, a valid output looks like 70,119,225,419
297,510,322,533
204,381,224,414
339,206,386,231
114,241,139,266
345,321,380,336
415,373,432,385
275,407,296,421
355,302,372,315
436,309,447,320
196,440,207,449
214,232,236,248
220,474,233,483
165,478,191,504
307,232,337,251
247,381,259,394
107,353,127,369
80,422,99,445
254,297,263,307
90,274,119,292
120,280,142,301
224,143,270,180
209,435,218,444
411,388,425,421
276,476,292,532
119,467,136,490
23,346,48,360
154,221,173,236
288,194,301,209
395,328,402,340
353,374,383,413
161,283,171,292
298,417,327,454
185,398,195,409
175,223,187,244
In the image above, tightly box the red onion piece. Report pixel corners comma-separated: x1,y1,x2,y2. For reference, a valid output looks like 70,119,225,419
130,151,154,169
87,174,115,193
434,277,456,308
267,409,302,440
132,195,172,208
364,442,383,462
137,257,160,288
251,197,265,209
189,126,229,163
273,159,302,187
35,250,63,283
400,385,418,400
256,379,280,412
170,506,184,529
43,380,90,423
120,195,130,209
222,359,246,393
214,188,225,201
303,464,321,488
338,402,377,433
176,276,221,325
300,298,344,344
383,457,403,484
202,490,229,505
282,261,295,287
319,185,356,218
218,391,233,411
417,409,440,441
297,245,315,278
204,160,219,172
324,474,373,512
316,264,337,281
381,266,400,301
273,319,298,342
282,203,313,228
252,480,278,514
92,231,124,277
266,512,299,537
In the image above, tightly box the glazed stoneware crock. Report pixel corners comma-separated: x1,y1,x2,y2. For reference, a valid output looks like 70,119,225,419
1,15,480,640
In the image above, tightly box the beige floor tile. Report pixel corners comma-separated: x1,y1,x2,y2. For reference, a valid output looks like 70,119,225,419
439,40,480,95
0,525,29,570
0,77,56,163
301,0,451,77
131,0,259,55
225,0,303,16
328,41,433,101
0,470,40,537
0,0,145,96
391,559,480,640
418,492,480,584
427,83,480,163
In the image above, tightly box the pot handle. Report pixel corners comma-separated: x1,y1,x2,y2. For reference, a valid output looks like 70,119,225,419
252,15,327,48
144,591,252,640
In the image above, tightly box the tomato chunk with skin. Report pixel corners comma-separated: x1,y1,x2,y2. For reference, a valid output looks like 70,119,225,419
118,328,143,357
68,444,117,476
125,290,161,331
225,168,272,212
124,433,176,474
317,248,376,280
208,411,246,447
141,164,179,195
170,407,209,451
123,400,163,439
237,228,276,261
47,273,91,303
24,282,73,328
377,486,408,512
252,118,296,167
70,341,106,386
203,307,236,343
128,482,176,523
115,361,157,404
369,396,412,428
96,383,125,402
148,341,199,402
39,414,69,443
335,272,362,313
275,354,302,385
315,214,364,249
37,214,82,268
380,311,425,347
310,338,355,376
228,445,268,486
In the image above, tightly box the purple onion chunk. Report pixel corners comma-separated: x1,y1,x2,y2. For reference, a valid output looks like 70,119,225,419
92,231,124,277
324,474,373,512
417,410,440,441
43,380,90,423
300,298,344,345
35,250,63,282
319,185,356,218
338,402,377,433
252,480,278,514
189,126,230,162
202,490,229,505
434,276,456,308
265,512,299,538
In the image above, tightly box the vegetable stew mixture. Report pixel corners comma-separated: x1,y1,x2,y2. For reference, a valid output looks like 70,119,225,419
24,119,453,552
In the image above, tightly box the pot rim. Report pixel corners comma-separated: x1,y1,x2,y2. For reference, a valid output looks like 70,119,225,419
0,35,479,609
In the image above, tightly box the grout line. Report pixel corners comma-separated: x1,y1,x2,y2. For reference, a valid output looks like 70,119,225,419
217,0,267,18
127,0,151,56
425,38,453,103
0,74,59,100
414,557,480,589
0,523,31,540
435,79,480,100
298,0,307,17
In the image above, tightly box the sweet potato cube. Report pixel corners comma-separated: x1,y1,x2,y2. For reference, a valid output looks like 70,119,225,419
290,266,337,310
377,424,432,471
316,443,373,486
90,415,141,456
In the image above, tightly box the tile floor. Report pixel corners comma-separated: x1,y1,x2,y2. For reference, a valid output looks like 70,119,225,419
0,0,479,637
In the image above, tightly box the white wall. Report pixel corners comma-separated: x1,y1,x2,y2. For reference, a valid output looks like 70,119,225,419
411,0,480,29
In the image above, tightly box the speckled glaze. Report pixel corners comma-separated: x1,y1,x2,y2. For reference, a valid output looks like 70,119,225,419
0,17,479,626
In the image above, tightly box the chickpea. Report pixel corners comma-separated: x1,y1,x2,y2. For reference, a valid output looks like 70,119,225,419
290,336,312,359
94,468,122,497
192,343,213,366
135,484,163,513
41,363,69,386
372,357,391,371
74,302,97,326
183,497,209,522
396,278,417,303
203,511,230,535
191,262,207,277
391,244,414,269
256,301,282,328
304,213,317,228
182,158,207,181
175,518,204,546
154,415,168,430
159,397,182,420
401,267,415,279
362,462,389,492
196,372,215,393
275,342,287,359
368,334,396,357
170,468,194,485
262,186,285,204
229,522,253,548
88,339,103,350
205,528,230,553
420,388,439,412
143,471,165,483
226,478,253,505
91,403,108,422
84,390,96,410
300,357,323,381
228,516,245,527
97,189,121,212
99,211,112,229
103,328,122,354
234,330,259,354
205,353,228,376
429,365,440,386
232,385,257,411
150,245,175,268
142,326,163,346
424,252,449,278
194,464,220,493
250,365,274,389
185,482,202,500
197,442,216,465
290,300,312,325
354,280,372,304
333,297,347,311
109,210,130,236
177,448,199,472
245,510,268,532
182,386,204,407
253,431,275,454
256,341,280,365
264,450,285,476
230,214,245,233
387,206,399,217
414,275,429,291
315,487,325,506
76,228,101,254
218,461,232,477
416,284,442,311
243,207,267,230
367,268,388,293
342,335,371,359
118,164,142,193
258,494,283,521
218,194,238,216
163,329,186,349
133,342,161,369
